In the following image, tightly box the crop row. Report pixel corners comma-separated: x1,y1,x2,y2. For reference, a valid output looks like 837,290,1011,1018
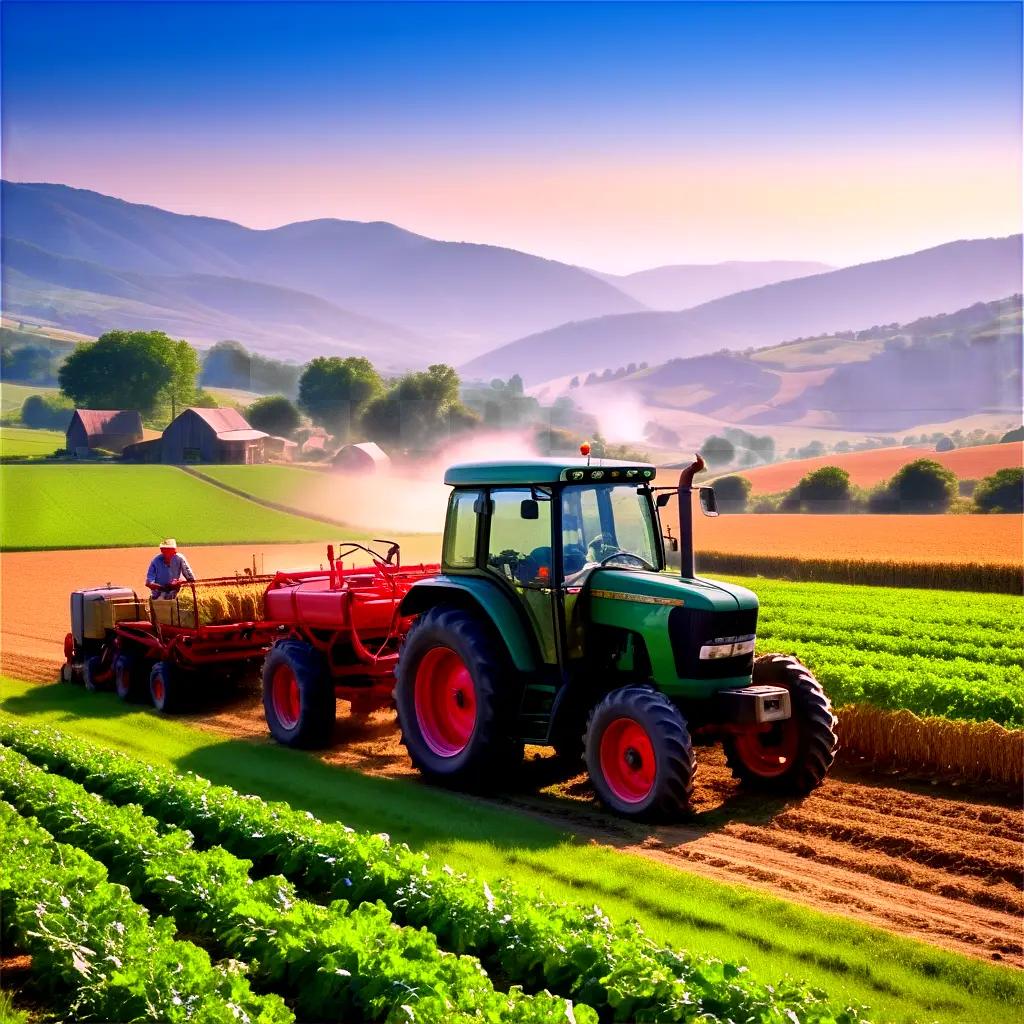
0,719,864,1024
0,744,588,1024
0,800,290,1024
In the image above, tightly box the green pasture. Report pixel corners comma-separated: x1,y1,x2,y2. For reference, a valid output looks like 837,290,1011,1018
0,676,1019,1024
0,464,343,550
193,463,326,507
0,381,58,415
0,426,64,457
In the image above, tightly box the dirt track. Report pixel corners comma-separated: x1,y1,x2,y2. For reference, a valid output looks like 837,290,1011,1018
2,544,1022,968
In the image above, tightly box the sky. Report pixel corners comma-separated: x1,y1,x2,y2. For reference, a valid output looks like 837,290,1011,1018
2,1,1021,272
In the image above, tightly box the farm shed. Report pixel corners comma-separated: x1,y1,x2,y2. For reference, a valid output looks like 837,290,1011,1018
160,407,268,464
332,441,391,473
66,409,143,455
121,437,163,463
264,435,299,461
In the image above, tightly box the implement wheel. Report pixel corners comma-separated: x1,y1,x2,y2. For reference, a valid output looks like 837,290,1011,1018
585,686,696,820
115,654,148,703
262,640,335,749
150,661,188,714
395,606,523,789
723,654,838,794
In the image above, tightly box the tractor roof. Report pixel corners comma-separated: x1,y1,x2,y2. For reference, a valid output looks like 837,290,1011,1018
444,458,657,487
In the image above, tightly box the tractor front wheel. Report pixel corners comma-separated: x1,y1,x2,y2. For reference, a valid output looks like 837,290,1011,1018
723,654,838,794
114,654,147,703
585,686,696,820
262,640,335,748
150,661,188,714
395,606,523,789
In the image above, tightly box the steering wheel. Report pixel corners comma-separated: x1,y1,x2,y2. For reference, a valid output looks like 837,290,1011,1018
599,550,656,572
587,532,619,561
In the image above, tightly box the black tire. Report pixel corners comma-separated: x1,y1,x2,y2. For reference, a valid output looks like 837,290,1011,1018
395,605,523,789
585,686,696,820
723,653,838,794
114,654,147,703
149,661,188,714
262,640,336,748
83,656,104,693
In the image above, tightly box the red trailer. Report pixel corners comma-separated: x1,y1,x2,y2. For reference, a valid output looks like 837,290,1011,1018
62,542,438,720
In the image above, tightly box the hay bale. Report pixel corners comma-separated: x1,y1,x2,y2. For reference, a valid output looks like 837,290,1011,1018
175,581,267,626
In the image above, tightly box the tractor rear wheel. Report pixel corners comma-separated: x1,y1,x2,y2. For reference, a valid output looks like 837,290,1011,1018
723,654,838,794
395,606,523,789
262,640,335,749
585,686,696,820
150,661,188,714
83,656,105,693
114,654,147,703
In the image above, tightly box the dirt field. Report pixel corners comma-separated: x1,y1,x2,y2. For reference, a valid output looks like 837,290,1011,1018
2,542,1021,968
737,441,1023,493
693,512,1021,565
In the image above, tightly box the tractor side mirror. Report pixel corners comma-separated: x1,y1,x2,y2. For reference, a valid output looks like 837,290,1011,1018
699,486,719,517
656,492,672,508
520,498,539,520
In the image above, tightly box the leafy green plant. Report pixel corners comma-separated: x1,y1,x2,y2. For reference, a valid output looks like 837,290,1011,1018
0,722,866,1024
0,746,594,1024
0,800,290,1024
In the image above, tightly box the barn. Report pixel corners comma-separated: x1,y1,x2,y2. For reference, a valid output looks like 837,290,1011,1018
332,441,391,473
66,410,144,455
160,408,268,464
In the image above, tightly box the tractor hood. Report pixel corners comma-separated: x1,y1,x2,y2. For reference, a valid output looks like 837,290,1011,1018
587,569,757,613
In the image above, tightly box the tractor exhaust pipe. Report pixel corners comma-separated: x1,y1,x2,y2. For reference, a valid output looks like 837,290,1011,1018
677,453,706,579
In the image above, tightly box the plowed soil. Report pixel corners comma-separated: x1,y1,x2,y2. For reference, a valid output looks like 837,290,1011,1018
3,544,1021,968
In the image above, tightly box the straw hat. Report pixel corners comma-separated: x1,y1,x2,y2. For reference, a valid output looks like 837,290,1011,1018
159,538,178,549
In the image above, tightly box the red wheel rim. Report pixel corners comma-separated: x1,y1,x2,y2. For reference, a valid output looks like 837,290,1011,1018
64,633,74,659
599,717,656,803
272,663,301,730
152,673,166,706
414,647,476,757
733,720,800,778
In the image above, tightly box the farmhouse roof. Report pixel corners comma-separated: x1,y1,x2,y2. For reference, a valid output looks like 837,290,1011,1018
184,407,253,434
335,441,391,466
217,428,269,441
70,409,143,436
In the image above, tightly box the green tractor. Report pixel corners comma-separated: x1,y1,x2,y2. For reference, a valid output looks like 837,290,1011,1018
395,453,838,819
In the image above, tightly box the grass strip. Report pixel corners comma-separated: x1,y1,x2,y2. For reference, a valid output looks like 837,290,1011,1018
0,744,593,1024
0,800,290,1024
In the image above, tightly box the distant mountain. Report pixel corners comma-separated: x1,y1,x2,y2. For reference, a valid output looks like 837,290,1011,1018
2,238,423,364
463,236,1023,382
1,181,644,360
566,295,1022,435
593,260,832,310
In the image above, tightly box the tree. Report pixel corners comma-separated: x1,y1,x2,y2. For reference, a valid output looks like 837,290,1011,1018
21,394,73,430
870,459,957,513
202,340,302,396
934,436,955,452
1000,425,1024,443
791,466,852,512
974,467,1023,513
297,356,383,439
712,475,752,513
644,421,680,447
701,435,735,468
58,330,199,420
569,376,580,389
246,395,301,438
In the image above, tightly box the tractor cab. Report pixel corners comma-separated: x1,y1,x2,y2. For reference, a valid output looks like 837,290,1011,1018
394,453,838,819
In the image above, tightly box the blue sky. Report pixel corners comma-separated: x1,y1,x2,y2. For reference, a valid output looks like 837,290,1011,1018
2,1,1021,270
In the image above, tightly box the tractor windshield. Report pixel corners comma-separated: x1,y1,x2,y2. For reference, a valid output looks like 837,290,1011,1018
561,484,661,575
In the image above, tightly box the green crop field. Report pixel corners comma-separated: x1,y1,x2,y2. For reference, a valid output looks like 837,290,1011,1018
727,576,1024,727
194,464,329,509
0,426,64,457
1,689,1020,1024
0,465,344,550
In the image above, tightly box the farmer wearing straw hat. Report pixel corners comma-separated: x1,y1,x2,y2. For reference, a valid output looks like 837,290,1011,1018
146,539,196,598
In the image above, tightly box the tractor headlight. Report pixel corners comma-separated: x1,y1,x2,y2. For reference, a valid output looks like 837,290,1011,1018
699,635,756,660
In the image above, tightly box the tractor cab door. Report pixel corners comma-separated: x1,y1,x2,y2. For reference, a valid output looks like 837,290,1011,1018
484,487,559,665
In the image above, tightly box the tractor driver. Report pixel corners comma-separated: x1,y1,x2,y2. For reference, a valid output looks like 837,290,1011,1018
146,538,196,599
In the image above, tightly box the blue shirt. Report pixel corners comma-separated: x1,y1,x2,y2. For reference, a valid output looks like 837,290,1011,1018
146,553,196,587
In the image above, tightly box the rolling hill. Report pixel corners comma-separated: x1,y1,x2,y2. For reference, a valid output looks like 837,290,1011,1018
593,260,832,310
464,236,1023,382
1,180,644,360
